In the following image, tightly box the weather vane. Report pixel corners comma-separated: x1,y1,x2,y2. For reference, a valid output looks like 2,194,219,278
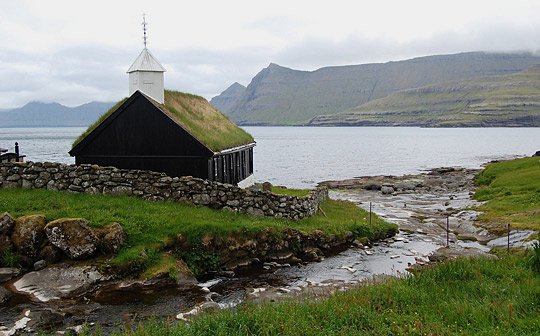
142,13,148,48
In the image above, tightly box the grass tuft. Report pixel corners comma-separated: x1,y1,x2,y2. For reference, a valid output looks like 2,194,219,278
474,156,540,231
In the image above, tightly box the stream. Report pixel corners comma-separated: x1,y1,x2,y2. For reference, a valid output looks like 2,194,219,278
1,168,538,335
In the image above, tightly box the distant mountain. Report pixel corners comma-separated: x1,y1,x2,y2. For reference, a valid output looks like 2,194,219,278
0,101,115,127
310,66,540,127
211,52,540,125
209,82,246,114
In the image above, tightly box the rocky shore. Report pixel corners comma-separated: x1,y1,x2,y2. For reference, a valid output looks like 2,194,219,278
2,165,537,335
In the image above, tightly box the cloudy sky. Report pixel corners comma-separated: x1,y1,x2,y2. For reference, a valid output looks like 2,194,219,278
1,0,539,108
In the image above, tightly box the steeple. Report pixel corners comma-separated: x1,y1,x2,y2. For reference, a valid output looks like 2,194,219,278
127,15,166,104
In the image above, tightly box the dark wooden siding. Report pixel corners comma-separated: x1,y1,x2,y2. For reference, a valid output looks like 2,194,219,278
72,92,254,184
208,147,253,185
73,93,213,179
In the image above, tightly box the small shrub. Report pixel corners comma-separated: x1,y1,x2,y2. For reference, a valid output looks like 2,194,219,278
528,241,540,274
177,249,220,277
1,249,19,267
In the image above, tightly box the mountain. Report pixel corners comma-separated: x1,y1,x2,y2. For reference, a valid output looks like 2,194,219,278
309,66,540,127
212,52,540,125
0,101,116,127
209,82,246,114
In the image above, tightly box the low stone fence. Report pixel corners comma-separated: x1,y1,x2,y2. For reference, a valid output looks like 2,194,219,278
0,162,327,220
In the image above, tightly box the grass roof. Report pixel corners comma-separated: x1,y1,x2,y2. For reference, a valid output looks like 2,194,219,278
162,90,254,152
72,90,254,152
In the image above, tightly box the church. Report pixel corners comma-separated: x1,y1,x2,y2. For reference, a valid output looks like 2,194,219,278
69,26,255,187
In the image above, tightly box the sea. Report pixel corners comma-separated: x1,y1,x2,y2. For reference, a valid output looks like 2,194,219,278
1,126,539,188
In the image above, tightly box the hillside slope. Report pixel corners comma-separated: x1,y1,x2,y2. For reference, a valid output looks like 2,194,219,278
212,52,540,125
310,66,540,127
0,101,115,127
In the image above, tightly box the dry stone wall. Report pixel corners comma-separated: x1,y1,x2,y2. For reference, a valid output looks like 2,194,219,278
0,162,328,220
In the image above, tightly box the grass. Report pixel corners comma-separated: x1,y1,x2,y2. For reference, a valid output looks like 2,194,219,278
163,90,254,152
271,186,310,197
72,90,254,152
80,252,540,336
0,188,395,273
474,156,540,232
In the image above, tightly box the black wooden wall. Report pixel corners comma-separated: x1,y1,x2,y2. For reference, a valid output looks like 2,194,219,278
72,92,254,184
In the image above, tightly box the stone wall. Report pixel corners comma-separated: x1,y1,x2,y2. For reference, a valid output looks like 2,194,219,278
0,162,327,220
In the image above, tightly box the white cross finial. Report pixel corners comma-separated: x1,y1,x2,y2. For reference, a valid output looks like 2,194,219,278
142,13,148,48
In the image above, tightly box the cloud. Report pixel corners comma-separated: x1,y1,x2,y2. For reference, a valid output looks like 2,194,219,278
274,22,540,70
1,1,539,108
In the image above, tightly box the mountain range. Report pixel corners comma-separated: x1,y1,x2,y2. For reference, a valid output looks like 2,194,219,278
310,66,540,127
211,52,540,126
0,101,115,127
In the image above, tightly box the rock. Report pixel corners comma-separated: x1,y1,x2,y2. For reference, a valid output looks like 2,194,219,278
381,186,394,195
428,246,497,263
95,222,127,254
38,244,63,264
13,265,104,302
533,150,540,157
0,267,21,283
45,218,99,260
0,212,15,235
262,181,273,192
11,215,47,257
24,308,65,331
33,260,47,271
0,286,12,304
0,234,14,255
246,207,264,217
110,185,133,196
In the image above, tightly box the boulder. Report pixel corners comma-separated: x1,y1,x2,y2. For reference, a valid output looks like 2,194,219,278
95,222,127,254
0,212,15,235
381,186,395,195
13,265,104,302
533,150,540,157
0,267,21,283
262,181,273,192
45,218,99,260
11,215,47,257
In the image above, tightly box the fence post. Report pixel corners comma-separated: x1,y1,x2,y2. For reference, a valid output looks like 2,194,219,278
507,223,510,252
446,216,449,247
369,202,372,226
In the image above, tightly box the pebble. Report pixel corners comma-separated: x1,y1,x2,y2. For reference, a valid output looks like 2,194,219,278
364,250,373,255
390,255,400,259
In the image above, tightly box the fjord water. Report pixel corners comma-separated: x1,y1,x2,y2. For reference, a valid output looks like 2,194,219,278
1,126,539,188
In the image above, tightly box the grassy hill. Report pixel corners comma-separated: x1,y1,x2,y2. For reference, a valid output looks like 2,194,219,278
211,52,540,125
310,66,540,127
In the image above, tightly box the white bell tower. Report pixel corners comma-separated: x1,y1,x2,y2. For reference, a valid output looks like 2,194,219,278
127,15,166,104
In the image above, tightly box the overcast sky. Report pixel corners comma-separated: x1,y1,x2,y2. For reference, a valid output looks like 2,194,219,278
1,0,539,108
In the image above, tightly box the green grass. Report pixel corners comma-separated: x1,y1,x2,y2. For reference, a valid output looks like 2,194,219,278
0,188,395,273
163,90,254,152
271,186,310,197
80,252,539,336
72,90,254,152
474,156,540,232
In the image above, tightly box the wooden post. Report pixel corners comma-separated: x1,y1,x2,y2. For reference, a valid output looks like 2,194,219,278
446,216,449,247
369,202,372,226
507,223,510,252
